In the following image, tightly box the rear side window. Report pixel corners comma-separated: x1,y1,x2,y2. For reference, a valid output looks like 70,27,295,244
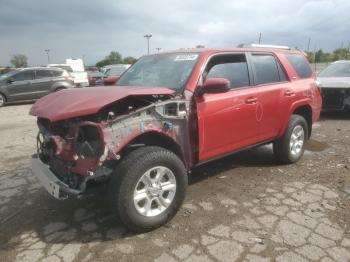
36,70,53,79
206,54,250,89
51,70,63,77
251,54,281,85
286,54,312,78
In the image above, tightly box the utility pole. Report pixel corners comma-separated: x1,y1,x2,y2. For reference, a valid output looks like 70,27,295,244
156,47,162,53
144,34,152,55
44,49,51,64
258,32,262,44
307,38,311,53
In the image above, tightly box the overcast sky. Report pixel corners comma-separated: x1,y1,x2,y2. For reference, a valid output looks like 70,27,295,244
0,0,349,66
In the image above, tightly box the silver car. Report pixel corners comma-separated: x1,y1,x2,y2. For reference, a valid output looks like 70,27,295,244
0,67,74,107
317,60,350,111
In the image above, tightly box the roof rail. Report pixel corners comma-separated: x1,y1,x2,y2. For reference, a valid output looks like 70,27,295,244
237,43,293,50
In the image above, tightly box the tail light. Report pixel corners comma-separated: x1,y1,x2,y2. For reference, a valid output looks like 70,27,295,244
65,76,74,82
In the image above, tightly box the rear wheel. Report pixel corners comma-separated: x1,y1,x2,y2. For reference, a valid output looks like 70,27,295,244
108,146,187,232
273,114,308,164
0,93,6,107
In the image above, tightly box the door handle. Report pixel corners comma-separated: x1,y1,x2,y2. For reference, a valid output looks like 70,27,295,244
284,90,295,96
245,97,258,104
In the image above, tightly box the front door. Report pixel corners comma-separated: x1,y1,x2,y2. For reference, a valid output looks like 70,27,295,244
195,53,260,162
6,70,36,101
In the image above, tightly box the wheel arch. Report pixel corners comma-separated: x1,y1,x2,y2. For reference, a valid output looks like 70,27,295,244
292,105,312,138
118,131,186,167
279,102,313,139
0,91,7,101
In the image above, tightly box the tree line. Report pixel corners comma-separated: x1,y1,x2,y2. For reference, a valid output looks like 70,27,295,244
3,47,350,68
2,51,137,68
305,48,350,64
95,51,137,67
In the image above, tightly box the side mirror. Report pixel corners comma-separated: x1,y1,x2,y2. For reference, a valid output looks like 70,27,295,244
7,78,14,84
201,77,230,93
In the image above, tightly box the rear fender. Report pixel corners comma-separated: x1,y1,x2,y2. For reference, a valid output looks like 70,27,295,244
278,99,312,138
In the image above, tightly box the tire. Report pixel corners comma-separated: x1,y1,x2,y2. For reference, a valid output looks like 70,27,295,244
108,146,187,232
273,114,308,164
0,93,6,107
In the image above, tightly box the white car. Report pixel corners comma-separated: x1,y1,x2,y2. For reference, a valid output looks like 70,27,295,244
317,60,350,111
48,59,89,87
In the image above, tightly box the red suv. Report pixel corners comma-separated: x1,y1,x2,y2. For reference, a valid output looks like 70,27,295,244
30,44,322,232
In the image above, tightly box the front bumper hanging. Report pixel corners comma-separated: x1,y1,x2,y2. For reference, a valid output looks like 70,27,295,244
30,155,82,200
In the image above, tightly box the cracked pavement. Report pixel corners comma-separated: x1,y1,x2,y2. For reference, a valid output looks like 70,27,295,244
0,104,350,261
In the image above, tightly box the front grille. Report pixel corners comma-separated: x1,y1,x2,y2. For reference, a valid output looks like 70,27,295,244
322,88,344,107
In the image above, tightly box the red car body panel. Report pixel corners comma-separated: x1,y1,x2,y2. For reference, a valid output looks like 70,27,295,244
103,76,120,85
30,86,175,122
31,47,322,175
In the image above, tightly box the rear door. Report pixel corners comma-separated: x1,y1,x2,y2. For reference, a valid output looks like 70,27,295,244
195,53,261,161
6,70,35,101
33,69,55,98
248,53,290,141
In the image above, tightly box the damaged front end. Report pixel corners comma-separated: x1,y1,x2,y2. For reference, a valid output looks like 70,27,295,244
321,87,350,111
32,94,192,199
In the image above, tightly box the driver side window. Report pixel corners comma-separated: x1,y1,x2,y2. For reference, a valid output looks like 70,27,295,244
12,70,34,82
206,54,250,89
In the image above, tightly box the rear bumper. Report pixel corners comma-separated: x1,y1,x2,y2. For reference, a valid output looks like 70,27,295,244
30,155,81,200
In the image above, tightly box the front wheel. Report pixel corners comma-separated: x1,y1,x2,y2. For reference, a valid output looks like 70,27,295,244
108,146,187,232
273,114,308,164
0,93,6,107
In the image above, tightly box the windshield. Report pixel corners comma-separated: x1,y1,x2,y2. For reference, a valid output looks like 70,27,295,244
0,70,18,81
117,53,199,90
318,63,350,77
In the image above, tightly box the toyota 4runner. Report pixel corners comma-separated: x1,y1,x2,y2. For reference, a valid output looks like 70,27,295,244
30,44,322,232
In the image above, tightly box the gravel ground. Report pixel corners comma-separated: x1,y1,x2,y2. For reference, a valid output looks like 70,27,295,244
0,103,349,262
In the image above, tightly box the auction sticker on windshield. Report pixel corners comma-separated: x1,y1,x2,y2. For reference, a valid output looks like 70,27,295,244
174,54,198,61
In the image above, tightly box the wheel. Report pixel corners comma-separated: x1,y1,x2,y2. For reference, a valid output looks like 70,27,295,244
54,87,65,92
108,146,187,232
273,114,308,164
0,93,6,107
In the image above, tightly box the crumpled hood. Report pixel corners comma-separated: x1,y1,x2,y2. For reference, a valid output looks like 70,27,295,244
317,77,350,88
30,86,175,122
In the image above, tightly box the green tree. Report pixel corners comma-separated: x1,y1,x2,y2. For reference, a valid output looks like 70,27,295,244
196,44,205,48
96,51,123,67
10,54,28,68
123,56,137,64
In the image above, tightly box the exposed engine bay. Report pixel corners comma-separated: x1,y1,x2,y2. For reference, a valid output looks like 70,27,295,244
322,87,350,111
36,94,191,193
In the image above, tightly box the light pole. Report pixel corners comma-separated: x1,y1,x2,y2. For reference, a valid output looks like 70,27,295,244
45,49,51,64
156,47,162,53
144,34,152,55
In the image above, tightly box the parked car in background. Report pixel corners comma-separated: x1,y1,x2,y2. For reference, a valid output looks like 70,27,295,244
317,60,350,111
102,64,131,85
0,67,74,107
87,71,104,86
0,67,15,75
30,45,321,232
48,59,89,87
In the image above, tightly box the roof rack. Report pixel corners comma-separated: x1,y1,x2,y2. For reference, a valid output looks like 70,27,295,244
237,43,293,50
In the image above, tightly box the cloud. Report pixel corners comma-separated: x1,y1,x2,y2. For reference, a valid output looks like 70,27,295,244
0,0,349,66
